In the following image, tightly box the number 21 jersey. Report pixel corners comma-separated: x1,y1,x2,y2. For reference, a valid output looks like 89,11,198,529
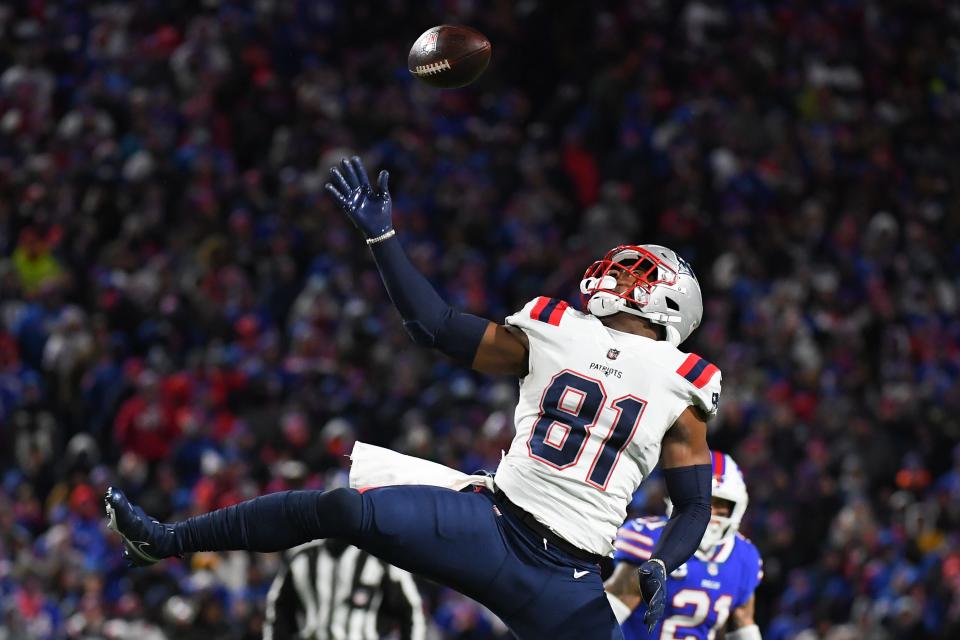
493,297,722,556
615,517,763,639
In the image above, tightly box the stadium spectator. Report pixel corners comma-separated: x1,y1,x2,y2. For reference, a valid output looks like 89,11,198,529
1,1,958,638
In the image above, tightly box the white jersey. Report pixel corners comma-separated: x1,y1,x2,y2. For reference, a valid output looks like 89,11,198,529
494,297,722,556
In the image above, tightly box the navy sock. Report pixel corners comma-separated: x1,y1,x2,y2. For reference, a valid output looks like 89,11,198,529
173,489,364,553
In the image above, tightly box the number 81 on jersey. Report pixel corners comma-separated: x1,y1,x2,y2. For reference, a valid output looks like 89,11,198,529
527,370,647,490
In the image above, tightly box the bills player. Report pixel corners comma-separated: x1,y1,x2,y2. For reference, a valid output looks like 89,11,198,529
105,157,720,639
605,452,763,640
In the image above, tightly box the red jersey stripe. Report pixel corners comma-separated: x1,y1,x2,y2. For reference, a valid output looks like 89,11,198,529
691,363,719,389
546,300,568,326
619,529,655,547
614,540,652,560
530,296,550,320
676,354,701,378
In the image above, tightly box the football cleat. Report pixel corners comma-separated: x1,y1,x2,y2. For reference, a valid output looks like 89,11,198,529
104,487,179,567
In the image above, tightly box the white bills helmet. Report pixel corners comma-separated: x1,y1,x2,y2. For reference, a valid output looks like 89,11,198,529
701,452,750,554
580,244,703,346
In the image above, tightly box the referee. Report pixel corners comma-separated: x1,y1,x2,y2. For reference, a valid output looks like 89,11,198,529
264,538,427,640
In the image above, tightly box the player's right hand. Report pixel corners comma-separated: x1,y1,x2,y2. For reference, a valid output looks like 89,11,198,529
325,156,393,240
638,559,667,632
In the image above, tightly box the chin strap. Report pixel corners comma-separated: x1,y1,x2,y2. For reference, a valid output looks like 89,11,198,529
582,279,684,346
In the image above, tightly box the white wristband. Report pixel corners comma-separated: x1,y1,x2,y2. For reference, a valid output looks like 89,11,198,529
646,558,666,574
606,593,633,625
727,624,761,640
365,229,396,245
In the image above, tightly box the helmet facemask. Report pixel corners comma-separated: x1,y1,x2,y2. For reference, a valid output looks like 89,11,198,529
581,244,703,346
698,499,737,555
580,245,679,320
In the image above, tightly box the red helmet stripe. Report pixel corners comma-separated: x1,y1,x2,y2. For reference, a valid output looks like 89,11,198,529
713,451,725,482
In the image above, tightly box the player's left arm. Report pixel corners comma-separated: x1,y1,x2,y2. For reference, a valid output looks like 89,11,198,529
325,157,529,376
722,539,764,639
724,595,761,639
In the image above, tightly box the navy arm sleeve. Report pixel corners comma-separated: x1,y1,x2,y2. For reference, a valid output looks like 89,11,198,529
369,235,488,365
651,464,712,572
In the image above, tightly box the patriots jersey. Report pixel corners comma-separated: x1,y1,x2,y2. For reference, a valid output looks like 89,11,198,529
494,297,722,556
614,517,763,640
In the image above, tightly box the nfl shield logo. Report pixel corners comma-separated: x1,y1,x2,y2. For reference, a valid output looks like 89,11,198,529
421,31,439,53
606,348,620,360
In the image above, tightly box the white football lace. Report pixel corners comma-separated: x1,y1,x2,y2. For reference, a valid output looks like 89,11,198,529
412,59,452,76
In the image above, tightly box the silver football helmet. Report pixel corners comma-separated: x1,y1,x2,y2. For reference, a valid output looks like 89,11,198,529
580,244,703,346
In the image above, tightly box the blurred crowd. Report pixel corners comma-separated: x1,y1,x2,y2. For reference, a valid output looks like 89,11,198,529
0,0,958,638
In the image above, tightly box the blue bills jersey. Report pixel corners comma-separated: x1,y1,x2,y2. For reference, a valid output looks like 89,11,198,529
614,517,762,640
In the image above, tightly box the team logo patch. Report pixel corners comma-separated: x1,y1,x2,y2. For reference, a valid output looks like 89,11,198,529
606,348,620,360
677,255,698,280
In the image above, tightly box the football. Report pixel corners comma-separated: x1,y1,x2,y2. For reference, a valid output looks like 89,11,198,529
408,25,492,88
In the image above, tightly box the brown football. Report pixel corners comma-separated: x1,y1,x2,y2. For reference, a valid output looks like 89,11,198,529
408,25,491,89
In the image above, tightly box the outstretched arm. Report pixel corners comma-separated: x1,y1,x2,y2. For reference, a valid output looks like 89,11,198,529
325,157,528,375
724,596,762,639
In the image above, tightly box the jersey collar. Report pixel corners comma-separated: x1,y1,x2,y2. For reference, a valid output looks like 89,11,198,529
596,319,660,348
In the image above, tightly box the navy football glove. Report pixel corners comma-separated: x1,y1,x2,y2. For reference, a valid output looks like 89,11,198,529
324,156,393,240
638,559,667,632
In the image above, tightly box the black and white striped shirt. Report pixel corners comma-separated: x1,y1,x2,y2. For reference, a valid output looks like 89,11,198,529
264,539,427,640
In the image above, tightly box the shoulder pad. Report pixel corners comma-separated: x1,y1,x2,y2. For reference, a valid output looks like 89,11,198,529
676,353,722,418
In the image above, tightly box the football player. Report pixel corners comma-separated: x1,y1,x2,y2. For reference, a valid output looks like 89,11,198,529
605,452,763,640
105,157,720,639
